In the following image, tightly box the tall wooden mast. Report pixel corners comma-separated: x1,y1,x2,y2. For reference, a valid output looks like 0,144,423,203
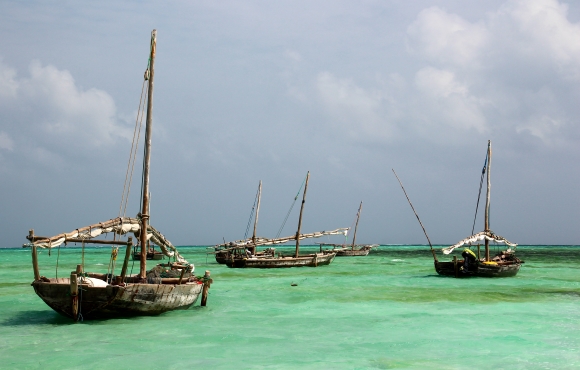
139,29,156,279
484,140,491,262
251,180,262,254
294,172,310,258
351,201,362,250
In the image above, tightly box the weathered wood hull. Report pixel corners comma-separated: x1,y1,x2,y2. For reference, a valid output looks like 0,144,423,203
225,253,335,268
32,278,203,320
335,248,371,256
435,260,521,278
215,251,227,264
132,251,164,260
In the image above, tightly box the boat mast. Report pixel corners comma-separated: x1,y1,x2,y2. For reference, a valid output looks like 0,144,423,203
139,29,156,280
294,171,310,258
251,180,262,254
484,140,491,262
351,201,362,250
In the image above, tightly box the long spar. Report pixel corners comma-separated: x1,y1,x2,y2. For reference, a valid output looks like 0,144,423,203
251,180,262,254
139,29,156,280
294,171,310,258
351,201,362,250
484,140,492,262
392,169,438,262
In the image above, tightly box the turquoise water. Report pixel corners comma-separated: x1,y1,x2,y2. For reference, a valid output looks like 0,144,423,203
1,245,579,369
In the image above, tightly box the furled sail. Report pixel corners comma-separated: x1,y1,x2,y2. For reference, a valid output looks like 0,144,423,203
214,228,349,249
442,230,517,255
24,217,188,264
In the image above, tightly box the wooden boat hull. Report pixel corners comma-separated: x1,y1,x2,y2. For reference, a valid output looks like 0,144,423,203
225,253,335,268
215,251,227,264
435,260,521,278
132,251,164,260
32,278,203,320
335,248,371,256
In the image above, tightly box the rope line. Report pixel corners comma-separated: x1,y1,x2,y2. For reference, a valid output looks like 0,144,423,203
470,152,488,237
55,243,61,279
275,175,307,238
243,186,260,239
122,84,147,218
118,79,148,219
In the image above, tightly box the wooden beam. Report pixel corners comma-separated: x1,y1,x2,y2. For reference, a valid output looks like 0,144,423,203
66,238,133,246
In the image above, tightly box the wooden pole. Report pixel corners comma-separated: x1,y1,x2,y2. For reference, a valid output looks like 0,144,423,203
140,29,156,280
392,169,438,263
119,237,133,283
70,272,79,321
66,238,133,245
201,270,211,306
351,201,362,250
30,230,41,281
484,140,491,262
295,172,310,258
178,268,186,285
251,180,262,255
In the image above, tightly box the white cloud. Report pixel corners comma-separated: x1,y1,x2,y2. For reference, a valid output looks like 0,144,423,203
404,0,580,144
407,0,580,79
497,0,580,80
0,131,14,151
0,59,131,166
414,67,487,133
0,59,18,98
284,49,302,63
315,72,397,141
407,6,489,68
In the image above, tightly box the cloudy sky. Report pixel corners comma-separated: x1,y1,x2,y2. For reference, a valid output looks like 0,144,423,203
1,0,578,248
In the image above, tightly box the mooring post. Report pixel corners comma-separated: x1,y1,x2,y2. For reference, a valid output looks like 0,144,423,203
70,272,79,321
119,237,133,284
30,229,41,281
201,270,212,306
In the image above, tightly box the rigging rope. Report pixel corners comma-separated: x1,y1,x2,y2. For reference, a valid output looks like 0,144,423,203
243,186,260,239
122,85,147,218
275,175,307,238
118,79,148,219
55,243,61,279
470,152,488,237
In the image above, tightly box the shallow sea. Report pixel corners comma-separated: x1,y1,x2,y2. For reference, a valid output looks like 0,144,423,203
0,245,579,369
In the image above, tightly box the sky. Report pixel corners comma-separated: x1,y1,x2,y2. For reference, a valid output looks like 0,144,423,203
0,0,579,248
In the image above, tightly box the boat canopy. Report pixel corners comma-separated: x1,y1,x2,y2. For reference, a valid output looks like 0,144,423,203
24,217,188,264
442,230,517,255
214,228,349,249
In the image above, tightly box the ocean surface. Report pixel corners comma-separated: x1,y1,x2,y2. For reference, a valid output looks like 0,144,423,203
0,244,579,369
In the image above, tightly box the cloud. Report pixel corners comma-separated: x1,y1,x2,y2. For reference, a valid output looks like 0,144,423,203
402,0,580,144
407,6,489,68
0,59,131,167
315,72,397,141
303,0,580,147
414,67,488,133
0,59,18,98
407,0,580,79
496,0,580,80
0,132,14,151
